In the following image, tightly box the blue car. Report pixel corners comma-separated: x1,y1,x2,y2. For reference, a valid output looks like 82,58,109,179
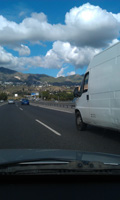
21,99,29,105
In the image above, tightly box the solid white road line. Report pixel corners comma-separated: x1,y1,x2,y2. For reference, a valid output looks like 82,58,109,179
0,103,7,107
35,119,61,136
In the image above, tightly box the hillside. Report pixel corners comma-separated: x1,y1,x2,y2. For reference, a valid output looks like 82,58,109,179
0,67,83,86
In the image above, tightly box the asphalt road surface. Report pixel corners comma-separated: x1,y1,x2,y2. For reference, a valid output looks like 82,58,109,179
0,102,120,155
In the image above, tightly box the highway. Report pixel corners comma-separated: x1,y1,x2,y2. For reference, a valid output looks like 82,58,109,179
0,102,120,155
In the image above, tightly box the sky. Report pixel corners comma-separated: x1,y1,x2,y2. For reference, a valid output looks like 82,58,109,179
0,0,120,77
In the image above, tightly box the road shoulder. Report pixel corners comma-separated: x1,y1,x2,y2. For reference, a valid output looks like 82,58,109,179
30,102,74,114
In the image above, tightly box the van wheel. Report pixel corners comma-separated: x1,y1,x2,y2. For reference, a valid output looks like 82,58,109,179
76,112,87,131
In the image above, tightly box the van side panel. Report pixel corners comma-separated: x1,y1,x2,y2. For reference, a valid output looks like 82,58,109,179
88,61,113,128
76,42,120,131
88,45,120,130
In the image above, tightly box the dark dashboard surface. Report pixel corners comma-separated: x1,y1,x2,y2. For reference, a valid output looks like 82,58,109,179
0,175,120,200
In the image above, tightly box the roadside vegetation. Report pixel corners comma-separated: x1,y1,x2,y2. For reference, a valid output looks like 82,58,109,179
0,85,75,101
40,90,74,101
0,92,8,100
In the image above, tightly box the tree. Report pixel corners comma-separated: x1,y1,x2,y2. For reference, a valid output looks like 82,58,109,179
42,90,51,100
0,92,8,100
39,90,74,101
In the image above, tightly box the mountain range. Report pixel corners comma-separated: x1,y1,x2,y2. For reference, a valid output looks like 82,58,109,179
0,67,83,86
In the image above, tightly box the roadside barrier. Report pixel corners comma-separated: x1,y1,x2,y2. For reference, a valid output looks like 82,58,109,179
30,100,75,109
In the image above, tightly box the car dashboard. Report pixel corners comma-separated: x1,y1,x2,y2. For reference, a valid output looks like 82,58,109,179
0,175,120,200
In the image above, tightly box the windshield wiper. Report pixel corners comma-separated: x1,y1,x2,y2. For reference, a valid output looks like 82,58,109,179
19,160,69,165
0,158,120,175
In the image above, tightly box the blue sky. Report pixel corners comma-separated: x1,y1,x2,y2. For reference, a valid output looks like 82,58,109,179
0,0,120,77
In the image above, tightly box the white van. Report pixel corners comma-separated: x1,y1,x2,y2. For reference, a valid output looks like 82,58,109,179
74,42,120,131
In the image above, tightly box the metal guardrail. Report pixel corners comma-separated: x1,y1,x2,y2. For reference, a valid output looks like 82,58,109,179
30,100,75,109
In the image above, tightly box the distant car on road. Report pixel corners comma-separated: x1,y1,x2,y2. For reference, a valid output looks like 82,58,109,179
21,99,29,105
0,100,4,103
8,99,15,104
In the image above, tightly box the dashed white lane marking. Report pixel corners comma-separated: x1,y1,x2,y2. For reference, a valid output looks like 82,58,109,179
35,119,61,136
19,108,23,111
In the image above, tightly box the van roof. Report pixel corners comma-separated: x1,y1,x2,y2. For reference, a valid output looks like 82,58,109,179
94,41,120,57
87,41,120,70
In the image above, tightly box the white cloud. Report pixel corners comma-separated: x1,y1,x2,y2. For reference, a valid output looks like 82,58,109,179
42,49,63,68
47,41,101,69
108,39,119,47
0,46,25,71
31,12,47,22
67,71,76,76
56,67,67,78
64,3,120,47
0,45,62,71
0,46,16,65
13,44,30,56
0,3,119,48
0,41,101,72
0,3,120,72
0,37,119,73
113,13,120,22
19,11,26,17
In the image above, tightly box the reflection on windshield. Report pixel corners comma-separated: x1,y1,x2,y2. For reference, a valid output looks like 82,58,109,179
0,0,120,174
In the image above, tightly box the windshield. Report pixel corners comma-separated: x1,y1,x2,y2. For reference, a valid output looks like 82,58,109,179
0,0,120,174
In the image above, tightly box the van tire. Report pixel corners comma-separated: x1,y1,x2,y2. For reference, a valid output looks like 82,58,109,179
75,112,87,131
